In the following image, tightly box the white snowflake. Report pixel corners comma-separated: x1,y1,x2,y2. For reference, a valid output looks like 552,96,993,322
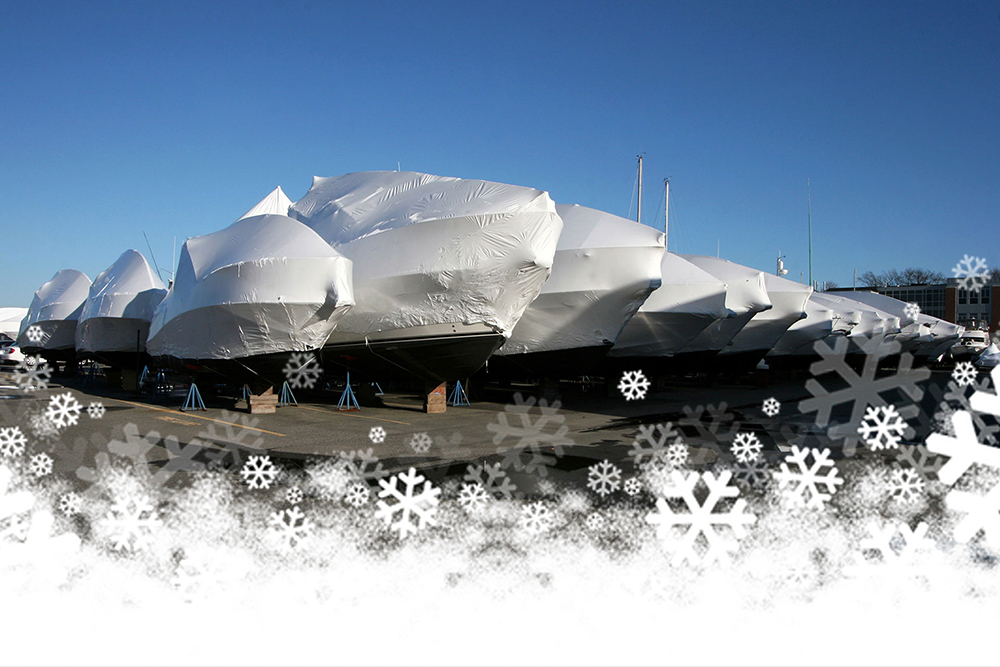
628,422,683,469
285,486,304,505
282,352,323,389
645,469,757,565
375,467,440,538
730,432,763,464
952,361,977,388
0,427,27,458
678,403,740,464
24,325,45,344
369,426,387,444
87,402,106,419
624,477,642,497
887,468,925,504
773,446,844,508
270,505,312,549
618,369,650,400
895,443,945,483
520,501,553,535
536,478,557,496
586,459,622,497
666,442,689,468
729,456,771,489
240,455,279,490
952,254,989,293
104,497,159,552
858,520,935,565
799,334,928,457
762,397,780,418
338,448,387,482
903,302,921,320
488,393,571,477
857,404,907,451
585,513,605,531
344,482,370,508
45,392,83,429
457,482,489,512
58,493,81,516
13,356,50,391
29,453,53,477
409,432,432,454
462,462,516,500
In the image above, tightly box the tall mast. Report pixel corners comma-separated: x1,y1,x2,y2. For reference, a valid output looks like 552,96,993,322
663,178,669,249
636,154,643,226
807,178,813,289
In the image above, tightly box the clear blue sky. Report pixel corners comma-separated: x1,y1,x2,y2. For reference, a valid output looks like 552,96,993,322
2,0,998,307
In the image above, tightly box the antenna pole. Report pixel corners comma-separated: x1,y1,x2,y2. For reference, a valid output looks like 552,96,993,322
636,154,643,225
807,178,813,289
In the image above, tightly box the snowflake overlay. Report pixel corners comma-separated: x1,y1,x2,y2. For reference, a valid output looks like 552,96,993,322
457,483,490,512
369,426,386,444
952,362,977,388
952,254,989,293
587,459,623,498
29,453,53,477
857,405,907,451
859,520,935,566
375,467,440,538
773,446,844,508
285,486,304,505
45,392,83,429
730,432,763,464
270,506,312,549
623,477,642,497
799,334,928,457
409,432,432,454
240,455,280,490
887,468,925,504
24,325,45,344
87,402,106,419
618,370,650,401
762,397,780,418
0,427,27,458
464,462,516,500
903,302,921,320
628,422,683,469
344,483,369,508
488,393,571,477
645,469,757,565
282,352,323,390
520,501,553,535
104,497,159,553
58,493,82,516
13,357,50,391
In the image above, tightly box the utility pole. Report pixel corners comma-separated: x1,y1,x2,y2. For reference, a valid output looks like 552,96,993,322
807,178,813,289
663,178,669,249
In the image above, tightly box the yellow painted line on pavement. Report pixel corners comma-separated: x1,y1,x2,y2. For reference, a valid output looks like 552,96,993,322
296,404,411,426
105,397,287,437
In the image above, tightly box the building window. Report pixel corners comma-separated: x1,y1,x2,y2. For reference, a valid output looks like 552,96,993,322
983,290,991,304
970,290,979,305
959,289,967,305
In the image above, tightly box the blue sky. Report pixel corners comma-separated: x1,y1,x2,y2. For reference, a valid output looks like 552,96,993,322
2,0,998,307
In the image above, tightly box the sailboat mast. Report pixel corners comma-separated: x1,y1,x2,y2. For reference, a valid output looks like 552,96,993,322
663,178,669,250
807,178,813,289
636,154,643,226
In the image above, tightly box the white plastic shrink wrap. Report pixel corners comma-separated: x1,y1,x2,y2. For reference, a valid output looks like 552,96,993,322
289,171,562,343
76,250,167,355
146,214,354,360
496,203,664,357
17,269,92,352
0,308,28,341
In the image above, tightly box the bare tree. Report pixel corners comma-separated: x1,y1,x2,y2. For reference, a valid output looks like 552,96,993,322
859,267,945,287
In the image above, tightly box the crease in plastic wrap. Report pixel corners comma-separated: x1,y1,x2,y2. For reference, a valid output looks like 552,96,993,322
75,249,168,354
715,267,813,357
16,269,92,351
498,203,665,356
610,253,733,358
289,171,562,339
0,307,28,341
146,214,354,361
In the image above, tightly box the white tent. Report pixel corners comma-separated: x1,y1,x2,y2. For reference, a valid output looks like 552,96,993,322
76,250,168,357
496,203,664,358
0,307,28,342
16,269,92,353
147,214,354,361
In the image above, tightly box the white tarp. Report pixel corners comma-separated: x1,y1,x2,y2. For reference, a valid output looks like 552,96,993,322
0,307,28,341
609,252,731,358
76,250,168,355
289,171,562,340
16,269,92,351
810,292,900,355
674,255,772,355
238,186,293,220
976,342,1000,368
497,203,664,357
833,290,930,353
147,214,354,360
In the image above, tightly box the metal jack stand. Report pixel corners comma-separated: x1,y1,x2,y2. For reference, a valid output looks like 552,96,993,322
151,370,170,400
181,381,207,411
139,365,150,388
278,381,298,407
448,379,470,407
81,361,102,387
241,384,252,403
337,371,360,411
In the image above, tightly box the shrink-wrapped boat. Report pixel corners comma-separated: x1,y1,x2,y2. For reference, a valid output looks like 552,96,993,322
289,171,562,384
488,203,664,377
146,213,354,387
75,250,167,367
17,269,92,362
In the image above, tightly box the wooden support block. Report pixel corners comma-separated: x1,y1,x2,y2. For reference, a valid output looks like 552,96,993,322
248,386,278,414
424,382,447,414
